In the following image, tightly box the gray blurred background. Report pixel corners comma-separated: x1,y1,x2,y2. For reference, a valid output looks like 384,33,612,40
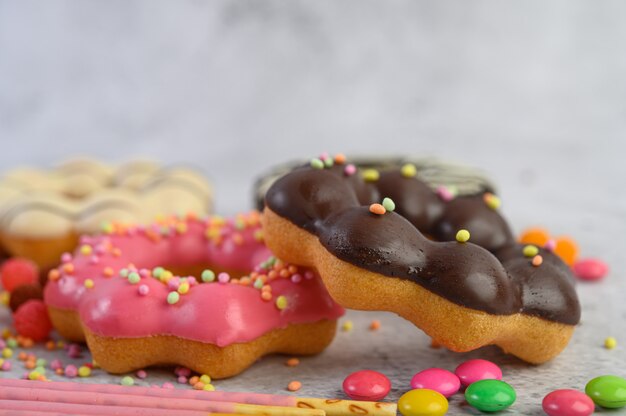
0,0,624,232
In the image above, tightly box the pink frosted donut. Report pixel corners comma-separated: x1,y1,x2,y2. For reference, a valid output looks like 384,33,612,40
44,212,344,378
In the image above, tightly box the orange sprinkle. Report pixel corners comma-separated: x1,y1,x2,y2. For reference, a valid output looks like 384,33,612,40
287,381,302,392
48,269,61,281
62,263,74,274
288,265,298,274
45,341,56,350
369,320,381,331
369,203,386,215
279,269,290,278
20,338,34,348
285,358,300,367
193,382,205,390
103,267,114,277
334,153,347,164
240,277,251,286
261,285,272,292
257,274,267,283
18,352,27,361
55,368,64,375
112,248,122,257
519,227,550,247
261,291,272,301
275,259,284,269
268,270,278,280
189,376,199,385
25,360,36,369
232,233,244,245
532,255,543,267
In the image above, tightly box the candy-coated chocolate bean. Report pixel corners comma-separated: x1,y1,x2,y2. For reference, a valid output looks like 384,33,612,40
454,359,502,386
573,258,608,281
410,368,460,398
585,375,626,409
398,389,448,416
465,379,516,412
542,389,594,416
342,370,391,401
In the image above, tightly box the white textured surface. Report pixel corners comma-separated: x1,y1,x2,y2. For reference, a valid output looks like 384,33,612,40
0,0,625,414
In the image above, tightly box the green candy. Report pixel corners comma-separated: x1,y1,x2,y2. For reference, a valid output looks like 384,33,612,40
585,375,626,409
465,379,516,412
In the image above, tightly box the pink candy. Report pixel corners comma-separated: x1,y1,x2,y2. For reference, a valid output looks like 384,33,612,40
542,389,594,416
410,368,460,398
343,370,391,401
573,258,608,281
454,359,502,387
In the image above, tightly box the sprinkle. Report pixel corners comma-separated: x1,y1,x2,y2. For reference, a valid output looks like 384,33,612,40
604,337,617,349
162,382,174,389
152,267,164,278
304,270,314,280
64,365,78,378
2,348,12,358
532,255,543,267
382,197,395,212
178,282,190,295
138,284,150,296
523,245,539,257
78,366,91,377
288,381,302,392
286,358,300,367
101,222,114,234
217,273,230,284
334,153,346,164
310,158,324,169
61,253,72,263
261,291,272,301
63,263,74,274
362,169,380,182
401,163,417,178
80,245,92,256
291,273,302,283
84,279,95,289
167,292,180,305
48,269,61,282
344,164,357,176
128,272,140,284
193,382,205,390
544,239,557,251
276,295,288,310
319,152,329,161
455,229,470,243
324,158,334,168
160,271,173,282
121,376,134,386
341,321,353,332
200,374,212,384
483,192,501,210
103,267,114,277
177,376,188,384
369,320,381,331
189,376,199,385
201,270,216,283
28,371,41,380
436,186,455,202
203,384,216,391
119,268,130,278
1,360,11,371
369,203,386,215
253,278,264,289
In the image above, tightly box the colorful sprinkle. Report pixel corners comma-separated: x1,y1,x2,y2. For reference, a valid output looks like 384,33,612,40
605,337,617,349
532,255,543,267
286,358,300,367
288,381,302,392
362,169,380,182
344,164,357,176
201,270,216,283
369,320,381,331
401,163,417,178
456,229,470,243
436,186,455,202
341,320,353,332
203,384,216,391
127,272,140,284
121,376,134,386
167,292,180,305
369,203,386,215
177,282,190,294
334,153,346,164
523,245,539,257
310,158,324,169
217,273,230,284
483,193,501,210
80,245,92,256
276,295,288,310
136,369,147,379
138,284,150,296
381,198,395,212
84,279,95,289
78,366,91,377
324,158,334,168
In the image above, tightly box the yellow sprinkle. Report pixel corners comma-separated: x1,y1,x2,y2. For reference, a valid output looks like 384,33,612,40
2,348,12,358
605,337,617,349
0,291,9,307
523,245,539,257
276,295,288,310
341,320,353,332
456,229,470,243
483,193,501,210
175,223,188,234
78,366,91,377
200,374,211,384
80,245,93,256
401,163,417,178
160,271,174,282
362,169,380,182
84,279,95,289
203,384,215,391
28,371,41,380
178,282,190,295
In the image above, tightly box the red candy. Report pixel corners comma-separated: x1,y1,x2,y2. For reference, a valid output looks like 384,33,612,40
343,370,391,401
573,258,608,281
0,258,39,292
542,389,595,416
13,300,52,342
454,359,502,387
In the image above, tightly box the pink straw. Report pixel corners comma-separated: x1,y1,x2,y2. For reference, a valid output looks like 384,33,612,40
0,399,212,416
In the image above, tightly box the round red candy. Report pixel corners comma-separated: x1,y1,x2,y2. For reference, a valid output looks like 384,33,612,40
454,359,502,387
542,389,595,416
343,370,391,401
411,368,460,398
573,258,608,281
13,299,52,342
0,258,39,292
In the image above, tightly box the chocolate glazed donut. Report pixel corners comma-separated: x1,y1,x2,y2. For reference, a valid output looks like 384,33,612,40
262,156,580,364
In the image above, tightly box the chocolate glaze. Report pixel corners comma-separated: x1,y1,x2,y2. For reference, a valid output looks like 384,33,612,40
265,164,580,325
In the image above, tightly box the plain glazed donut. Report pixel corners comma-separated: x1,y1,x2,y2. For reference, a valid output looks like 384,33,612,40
262,154,580,364
44,212,344,378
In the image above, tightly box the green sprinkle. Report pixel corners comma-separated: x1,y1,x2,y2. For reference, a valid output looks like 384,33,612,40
362,169,380,182
276,295,288,310
152,267,165,278
128,272,140,284
28,371,41,380
382,197,396,212
121,376,135,386
401,163,417,178
456,229,470,243
310,158,324,169
253,278,264,289
267,256,277,266
201,269,216,283
34,366,46,375
523,245,539,257
119,268,129,278
35,358,47,367
323,158,334,168
167,291,180,305
6,338,17,349
101,222,114,234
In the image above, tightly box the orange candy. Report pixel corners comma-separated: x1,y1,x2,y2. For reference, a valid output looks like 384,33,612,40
519,227,579,266
519,227,550,247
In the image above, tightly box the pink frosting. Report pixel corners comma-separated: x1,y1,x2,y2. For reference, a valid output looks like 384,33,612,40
44,214,344,346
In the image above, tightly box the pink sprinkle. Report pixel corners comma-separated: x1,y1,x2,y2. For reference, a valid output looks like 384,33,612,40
0,340,5,349
167,279,180,290
50,359,63,371
319,152,329,161
61,253,72,263
344,164,357,176
1,361,11,371
436,186,454,202
64,365,78,378
22,372,29,379
95,245,106,255
218,272,230,284
175,367,191,377
187,277,198,286
136,369,147,379
544,239,557,251
304,270,315,280
89,256,100,265
138,285,150,296
177,376,188,384
162,382,175,389
67,344,82,359
291,274,302,283
139,269,151,278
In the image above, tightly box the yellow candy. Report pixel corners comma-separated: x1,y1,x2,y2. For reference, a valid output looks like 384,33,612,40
523,245,539,257
605,337,617,349
455,229,470,243
401,163,417,178
78,366,91,377
362,169,380,182
398,389,448,416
